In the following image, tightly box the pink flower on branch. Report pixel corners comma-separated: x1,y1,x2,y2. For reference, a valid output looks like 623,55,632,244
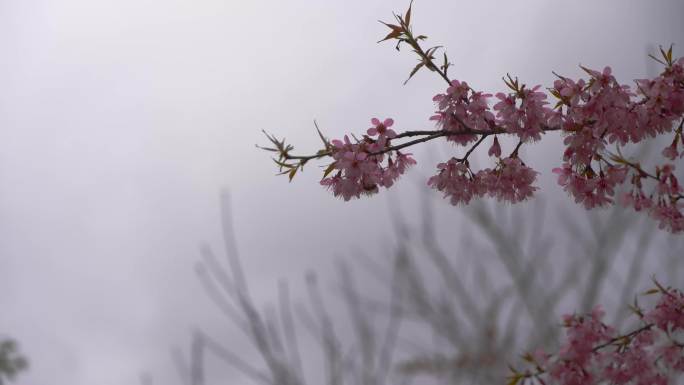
319,131,416,201
493,80,550,143
428,157,538,205
476,157,538,204
259,3,684,233
488,136,502,158
553,163,627,209
511,284,684,385
367,117,397,139
427,158,480,206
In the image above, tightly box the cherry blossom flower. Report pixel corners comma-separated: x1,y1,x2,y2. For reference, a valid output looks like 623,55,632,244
517,287,684,385
662,141,679,160
477,157,538,203
427,158,481,206
265,37,684,233
367,117,397,138
320,123,414,201
488,136,501,158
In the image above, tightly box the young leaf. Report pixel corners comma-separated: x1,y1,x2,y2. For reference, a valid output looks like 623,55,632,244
404,0,413,27
322,162,337,178
378,21,403,43
379,28,402,43
648,53,667,66
314,120,330,150
641,288,660,296
506,374,521,385
404,62,425,85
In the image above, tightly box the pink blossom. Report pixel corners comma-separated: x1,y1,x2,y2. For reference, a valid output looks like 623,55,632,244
645,288,684,333
523,287,684,385
431,80,483,145
301,50,684,234
660,344,684,371
367,117,397,138
429,157,537,205
662,139,679,160
622,190,654,212
553,163,626,209
477,157,538,203
649,201,684,233
488,136,501,158
553,77,586,107
548,305,614,385
321,121,415,200
493,86,550,142
427,159,480,205
382,152,416,188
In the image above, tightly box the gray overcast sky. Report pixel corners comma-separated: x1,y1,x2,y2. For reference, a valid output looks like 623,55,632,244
1,1,683,384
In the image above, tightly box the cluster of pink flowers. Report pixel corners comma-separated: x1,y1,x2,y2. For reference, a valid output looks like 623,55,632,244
426,56,684,232
493,84,551,142
516,286,684,385
553,163,628,209
430,80,490,145
429,78,554,144
426,79,550,206
645,286,684,334
320,118,416,201
426,159,479,205
427,157,538,205
547,59,684,232
511,286,684,385
548,306,617,385
622,164,684,232
269,43,684,233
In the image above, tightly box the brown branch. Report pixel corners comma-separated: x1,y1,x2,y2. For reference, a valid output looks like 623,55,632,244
513,321,659,383
456,134,488,162
510,139,524,158
370,131,448,156
592,323,654,352
271,122,562,164
394,129,445,139
603,153,659,181
401,24,451,86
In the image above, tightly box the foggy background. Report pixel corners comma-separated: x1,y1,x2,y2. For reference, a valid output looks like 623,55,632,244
1,1,684,384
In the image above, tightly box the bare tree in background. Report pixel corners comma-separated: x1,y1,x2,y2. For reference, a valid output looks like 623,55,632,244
172,189,683,385
172,192,406,385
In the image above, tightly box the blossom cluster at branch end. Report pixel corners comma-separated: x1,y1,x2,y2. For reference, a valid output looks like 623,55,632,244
262,43,684,233
511,285,684,385
548,56,684,233
427,157,538,205
430,75,554,145
320,118,416,201
425,51,684,232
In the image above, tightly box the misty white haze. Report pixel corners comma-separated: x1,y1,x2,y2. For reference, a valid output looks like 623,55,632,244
1,1,684,384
